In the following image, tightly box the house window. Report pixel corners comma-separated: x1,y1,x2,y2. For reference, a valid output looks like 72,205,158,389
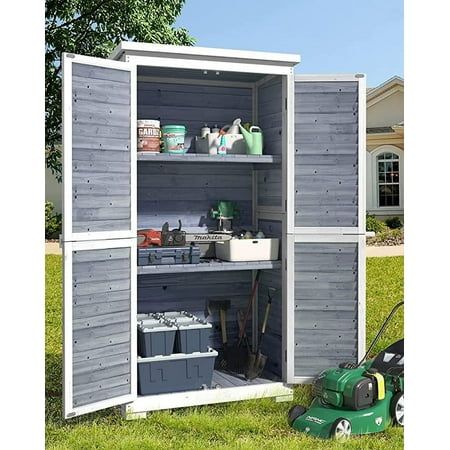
377,152,400,207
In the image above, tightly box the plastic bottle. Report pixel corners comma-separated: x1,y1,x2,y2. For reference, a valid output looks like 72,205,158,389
201,124,210,137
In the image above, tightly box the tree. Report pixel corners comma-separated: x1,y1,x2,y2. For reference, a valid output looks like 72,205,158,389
45,0,194,180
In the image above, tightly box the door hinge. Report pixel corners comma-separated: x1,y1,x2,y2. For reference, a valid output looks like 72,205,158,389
284,258,287,271
285,350,287,362
285,199,287,212
285,97,287,110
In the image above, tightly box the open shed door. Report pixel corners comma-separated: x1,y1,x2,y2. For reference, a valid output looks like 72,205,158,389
286,75,366,383
62,53,136,418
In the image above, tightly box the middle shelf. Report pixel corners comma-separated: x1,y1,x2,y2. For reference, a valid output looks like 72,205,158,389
137,152,281,164
137,259,282,275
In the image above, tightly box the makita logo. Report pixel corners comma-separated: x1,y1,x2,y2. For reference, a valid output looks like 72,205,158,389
191,234,225,241
192,235,213,241
305,416,326,425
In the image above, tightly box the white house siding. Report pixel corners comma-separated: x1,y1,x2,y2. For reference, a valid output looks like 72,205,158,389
365,78,404,220
367,90,404,128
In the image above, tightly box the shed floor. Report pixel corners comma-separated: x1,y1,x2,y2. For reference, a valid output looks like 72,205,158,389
211,370,278,389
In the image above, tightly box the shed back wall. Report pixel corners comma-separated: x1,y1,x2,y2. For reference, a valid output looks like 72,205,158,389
137,79,253,150
137,162,253,231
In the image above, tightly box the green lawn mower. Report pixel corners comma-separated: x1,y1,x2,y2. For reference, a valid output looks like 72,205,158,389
288,301,404,440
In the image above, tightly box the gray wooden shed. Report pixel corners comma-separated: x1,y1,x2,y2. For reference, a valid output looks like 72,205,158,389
61,42,366,419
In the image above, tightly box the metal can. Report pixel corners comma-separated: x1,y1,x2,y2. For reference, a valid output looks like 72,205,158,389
137,119,160,152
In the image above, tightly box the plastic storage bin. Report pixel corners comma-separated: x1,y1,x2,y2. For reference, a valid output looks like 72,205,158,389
137,316,177,357
137,348,218,395
156,311,212,354
195,133,247,155
137,245,201,266
215,238,280,262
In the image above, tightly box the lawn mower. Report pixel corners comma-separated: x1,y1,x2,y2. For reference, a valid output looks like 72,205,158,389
288,301,404,440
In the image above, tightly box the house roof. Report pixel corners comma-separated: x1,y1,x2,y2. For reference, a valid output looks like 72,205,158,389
367,120,404,136
367,127,395,134
367,76,404,108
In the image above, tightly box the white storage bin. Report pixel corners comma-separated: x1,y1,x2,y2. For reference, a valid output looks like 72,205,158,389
195,133,247,155
215,238,279,262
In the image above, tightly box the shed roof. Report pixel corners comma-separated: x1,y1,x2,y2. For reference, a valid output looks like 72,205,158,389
109,42,300,67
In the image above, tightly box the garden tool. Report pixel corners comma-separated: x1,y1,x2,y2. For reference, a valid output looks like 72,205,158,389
206,299,231,369
245,288,276,380
224,271,261,374
288,301,405,440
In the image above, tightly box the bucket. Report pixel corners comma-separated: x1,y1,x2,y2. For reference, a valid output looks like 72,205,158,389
162,125,187,154
137,120,160,152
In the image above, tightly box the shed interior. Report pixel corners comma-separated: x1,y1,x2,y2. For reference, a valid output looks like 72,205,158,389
135,65,286,393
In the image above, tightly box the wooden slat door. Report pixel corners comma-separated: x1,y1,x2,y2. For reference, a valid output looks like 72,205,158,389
62,53,136,418
286,75,366,383
62,53,136,242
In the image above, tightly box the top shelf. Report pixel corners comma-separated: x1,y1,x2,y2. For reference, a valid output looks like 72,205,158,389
137,152,281,164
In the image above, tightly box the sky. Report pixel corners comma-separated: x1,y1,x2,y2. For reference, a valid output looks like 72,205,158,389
175,0,403,87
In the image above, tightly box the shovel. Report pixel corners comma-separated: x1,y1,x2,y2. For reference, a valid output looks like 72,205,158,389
225,271,261,374
245,288,275,380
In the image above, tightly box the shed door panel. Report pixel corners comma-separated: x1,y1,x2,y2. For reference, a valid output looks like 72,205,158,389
63,53,135,241
256,77,283,211
287,236,363,382
293,79,361,230
64,239,136,418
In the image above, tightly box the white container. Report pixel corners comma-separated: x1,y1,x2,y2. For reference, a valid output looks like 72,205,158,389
215,238,279,262
195,133,247,155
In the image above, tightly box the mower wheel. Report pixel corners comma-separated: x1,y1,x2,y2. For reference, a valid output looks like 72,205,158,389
330,418,352,440
287,405,307,427
390,392,404,426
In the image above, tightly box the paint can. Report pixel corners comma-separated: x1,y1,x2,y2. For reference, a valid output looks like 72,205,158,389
162,125,187,154
137,119,161,152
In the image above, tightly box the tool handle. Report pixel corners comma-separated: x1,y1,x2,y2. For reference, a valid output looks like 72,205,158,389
237,310,251,351
219,309,227,345
238,271,261,343
357,300,404,366
261,300,272,335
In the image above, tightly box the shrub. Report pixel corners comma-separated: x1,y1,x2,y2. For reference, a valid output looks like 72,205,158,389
385,216,403,229
367,228,404,246
366,214,388,233
45,201,62,239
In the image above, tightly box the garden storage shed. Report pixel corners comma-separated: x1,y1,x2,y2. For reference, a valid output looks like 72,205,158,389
61,42,366,419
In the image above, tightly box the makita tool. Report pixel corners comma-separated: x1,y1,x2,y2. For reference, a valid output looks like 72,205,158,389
137,220,232,249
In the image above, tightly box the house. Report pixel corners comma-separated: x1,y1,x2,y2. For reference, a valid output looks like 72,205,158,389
45,76,405,221
366,76,404,220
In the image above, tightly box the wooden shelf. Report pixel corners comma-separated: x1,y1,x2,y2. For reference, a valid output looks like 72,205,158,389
137,152,281,164
137,259,281,275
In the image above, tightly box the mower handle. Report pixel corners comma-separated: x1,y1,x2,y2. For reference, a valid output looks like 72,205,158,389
357,300,404,367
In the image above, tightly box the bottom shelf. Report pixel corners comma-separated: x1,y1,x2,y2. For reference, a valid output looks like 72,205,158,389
211,369,280,389
125,370,292,417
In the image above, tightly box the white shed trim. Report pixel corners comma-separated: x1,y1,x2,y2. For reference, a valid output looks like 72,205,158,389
110,41,300,66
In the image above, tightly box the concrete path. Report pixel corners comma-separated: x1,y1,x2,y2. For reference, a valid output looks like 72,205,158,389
46,242,62,255
366,245,403,257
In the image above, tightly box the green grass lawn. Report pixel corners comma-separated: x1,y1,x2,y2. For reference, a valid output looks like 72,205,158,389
46,255,404,449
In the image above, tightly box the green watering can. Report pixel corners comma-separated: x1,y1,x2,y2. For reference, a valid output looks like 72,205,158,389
236,118,263,155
